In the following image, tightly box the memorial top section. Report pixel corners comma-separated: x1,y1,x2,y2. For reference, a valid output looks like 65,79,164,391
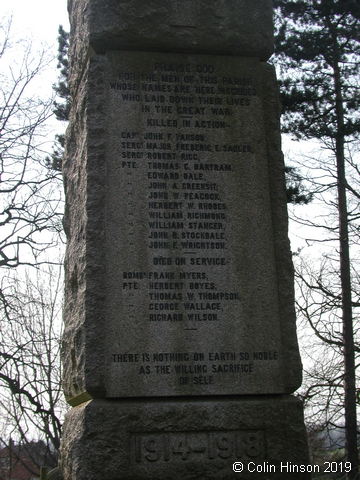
68,0,274,60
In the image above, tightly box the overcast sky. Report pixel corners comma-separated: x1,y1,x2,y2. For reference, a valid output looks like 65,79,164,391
1,0,70,148
1,0,69,48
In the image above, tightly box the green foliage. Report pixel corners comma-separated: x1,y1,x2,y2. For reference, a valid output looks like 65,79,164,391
274,0,360,142
53,25,70,122
47,25,70,172
285,166,313,204
274,2,360,472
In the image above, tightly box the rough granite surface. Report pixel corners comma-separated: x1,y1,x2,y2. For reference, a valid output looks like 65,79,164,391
61,2,310,479
60,396,311,480
62,54,109,401
62,50,303,402
67,0,273,62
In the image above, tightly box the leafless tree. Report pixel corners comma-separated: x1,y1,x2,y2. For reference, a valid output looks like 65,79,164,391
274,2,359,472
0,18,65,471
289,146,360,458
0,18,63,270
0,264,65,471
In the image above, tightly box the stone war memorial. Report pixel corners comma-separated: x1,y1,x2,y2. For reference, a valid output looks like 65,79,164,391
60,1,311,478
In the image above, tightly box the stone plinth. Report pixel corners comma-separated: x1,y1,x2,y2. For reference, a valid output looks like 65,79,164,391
61,396,310,480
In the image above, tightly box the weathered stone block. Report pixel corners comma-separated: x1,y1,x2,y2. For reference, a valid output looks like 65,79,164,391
60,396,311,480
67,0,273,63
62,50,302,404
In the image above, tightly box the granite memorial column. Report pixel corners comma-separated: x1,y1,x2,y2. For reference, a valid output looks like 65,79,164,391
60,1,311,478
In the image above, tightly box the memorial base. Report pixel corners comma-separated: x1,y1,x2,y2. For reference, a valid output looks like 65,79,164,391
60,395,311,479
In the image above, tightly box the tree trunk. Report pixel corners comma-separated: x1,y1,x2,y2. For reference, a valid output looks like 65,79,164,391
331,22,359,479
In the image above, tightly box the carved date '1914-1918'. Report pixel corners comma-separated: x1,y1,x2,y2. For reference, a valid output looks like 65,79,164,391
132,430,264,463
